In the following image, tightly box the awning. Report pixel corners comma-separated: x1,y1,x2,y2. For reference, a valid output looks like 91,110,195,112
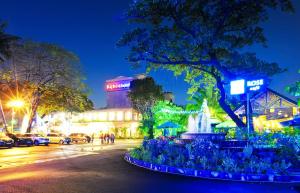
157,121,179,129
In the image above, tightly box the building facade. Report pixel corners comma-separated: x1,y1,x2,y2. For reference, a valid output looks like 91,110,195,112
234,88,299,131
40,76,142,138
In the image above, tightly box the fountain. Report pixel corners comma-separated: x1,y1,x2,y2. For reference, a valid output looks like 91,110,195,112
181,99,225,141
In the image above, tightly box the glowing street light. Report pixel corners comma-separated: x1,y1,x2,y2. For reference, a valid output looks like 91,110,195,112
7,100,25,108
7,99,25,133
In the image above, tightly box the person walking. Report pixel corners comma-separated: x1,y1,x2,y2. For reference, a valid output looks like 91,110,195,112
105,133,110,144
110,133,115,144
100,133,104,144
91,133,94,143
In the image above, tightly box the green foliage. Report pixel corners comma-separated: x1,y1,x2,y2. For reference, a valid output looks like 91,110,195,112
174,154,186,167
186,92,226,122
222,156,239,173
133,137,297,175
243,145,253,159
272,160,292,175
0,40,93,132
152,100,187,137
129,148,142,160
155,154,166,165
128,77,164,138
37,85,93,116
285,69,300,106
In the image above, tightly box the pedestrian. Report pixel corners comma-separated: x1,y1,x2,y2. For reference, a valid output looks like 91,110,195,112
110,133,115,144
100,133,104,144
105,133,110,144
91,133,94,143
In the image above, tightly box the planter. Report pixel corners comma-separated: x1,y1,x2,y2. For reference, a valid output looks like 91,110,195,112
198,170,211,178
124,153,300,183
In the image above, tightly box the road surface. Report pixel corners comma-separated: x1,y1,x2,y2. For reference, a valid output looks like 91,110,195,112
0,139,299,193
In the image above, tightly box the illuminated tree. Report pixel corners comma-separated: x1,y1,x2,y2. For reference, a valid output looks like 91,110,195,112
118,0,293,129
37,85,93,117
152,100,187,136
128,77,164,138
0,40,93,132
286,69,300,106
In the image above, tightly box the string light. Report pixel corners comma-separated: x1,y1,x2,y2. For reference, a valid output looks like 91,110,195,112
160,109,201,114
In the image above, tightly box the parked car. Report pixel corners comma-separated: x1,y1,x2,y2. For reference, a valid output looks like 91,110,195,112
47,133,71,144
7,133,33,147
69,133,90,143
22,133,50,146
0,132,14,148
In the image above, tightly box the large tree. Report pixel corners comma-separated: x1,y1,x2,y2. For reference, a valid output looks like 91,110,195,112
128,77,164,138
0,21,18,61
118,0,293,129
0,40,93,132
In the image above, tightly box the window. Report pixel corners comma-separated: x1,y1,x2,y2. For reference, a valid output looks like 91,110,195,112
109,112,115,121
117,111,123,121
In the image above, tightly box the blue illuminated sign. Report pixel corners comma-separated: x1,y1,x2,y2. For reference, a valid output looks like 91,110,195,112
246,79,264,92
230,78,265,95
230,79,245,95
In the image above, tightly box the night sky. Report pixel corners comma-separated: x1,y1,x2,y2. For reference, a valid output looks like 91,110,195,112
0,0,299,108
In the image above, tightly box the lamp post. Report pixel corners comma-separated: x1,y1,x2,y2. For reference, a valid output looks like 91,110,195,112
7,99,24,133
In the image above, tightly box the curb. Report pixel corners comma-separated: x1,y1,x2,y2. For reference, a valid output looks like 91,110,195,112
124,153,300,184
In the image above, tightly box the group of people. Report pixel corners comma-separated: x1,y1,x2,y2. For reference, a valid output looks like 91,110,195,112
99,133,115,144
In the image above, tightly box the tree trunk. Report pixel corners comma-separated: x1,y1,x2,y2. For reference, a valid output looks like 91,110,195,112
215,76,246,128
148,123,154,139
26,94,41,133
26,104,38,133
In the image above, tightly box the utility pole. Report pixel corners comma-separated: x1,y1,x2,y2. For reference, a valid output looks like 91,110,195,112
246,93,250,135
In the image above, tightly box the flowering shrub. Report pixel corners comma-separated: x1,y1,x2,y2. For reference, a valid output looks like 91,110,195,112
129,137,299,175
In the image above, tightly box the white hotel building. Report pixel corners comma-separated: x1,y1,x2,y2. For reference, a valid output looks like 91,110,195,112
41,76,142,138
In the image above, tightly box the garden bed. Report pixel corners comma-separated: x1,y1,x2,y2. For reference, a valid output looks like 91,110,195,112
124,152,300,183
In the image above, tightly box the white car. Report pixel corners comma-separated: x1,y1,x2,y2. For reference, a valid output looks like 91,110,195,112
22,133,50,146
47,133,71,144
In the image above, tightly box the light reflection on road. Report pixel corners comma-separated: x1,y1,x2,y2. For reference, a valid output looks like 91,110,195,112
0,139,141,169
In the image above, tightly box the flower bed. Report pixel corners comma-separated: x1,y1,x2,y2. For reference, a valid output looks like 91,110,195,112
125,153,300,183
125,137,300,183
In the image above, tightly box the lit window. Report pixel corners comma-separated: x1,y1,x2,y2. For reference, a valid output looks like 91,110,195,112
125,111,132,121
109,112,115,121
99,112,107,121
133,113,138,121
117,111,123,121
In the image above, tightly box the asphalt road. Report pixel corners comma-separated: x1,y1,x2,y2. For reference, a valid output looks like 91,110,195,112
0,139,141,169
0,140,299,193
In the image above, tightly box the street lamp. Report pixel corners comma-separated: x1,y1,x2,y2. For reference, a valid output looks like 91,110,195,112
7,99,24,133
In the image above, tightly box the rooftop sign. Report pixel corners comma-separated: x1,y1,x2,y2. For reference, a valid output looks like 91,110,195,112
105,80,131,92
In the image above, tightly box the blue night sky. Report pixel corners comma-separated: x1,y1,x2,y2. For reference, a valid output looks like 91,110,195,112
0,0,299,108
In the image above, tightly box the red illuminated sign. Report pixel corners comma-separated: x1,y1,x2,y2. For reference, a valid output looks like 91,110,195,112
105,80,131,92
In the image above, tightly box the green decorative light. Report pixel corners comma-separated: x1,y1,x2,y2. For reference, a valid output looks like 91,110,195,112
159,109,200,114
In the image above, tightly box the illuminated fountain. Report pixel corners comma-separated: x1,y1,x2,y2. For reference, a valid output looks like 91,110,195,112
181,99,225,141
